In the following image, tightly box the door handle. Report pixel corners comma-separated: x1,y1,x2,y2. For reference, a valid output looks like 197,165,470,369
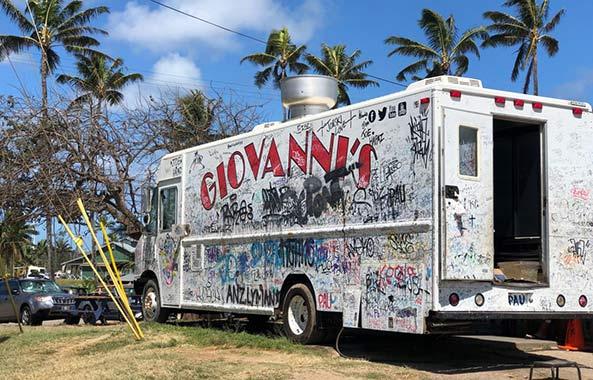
445,185,459,200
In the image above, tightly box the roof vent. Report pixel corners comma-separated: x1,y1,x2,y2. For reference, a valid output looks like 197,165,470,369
280,75,338,120
406,75,482,91
252,121,281,132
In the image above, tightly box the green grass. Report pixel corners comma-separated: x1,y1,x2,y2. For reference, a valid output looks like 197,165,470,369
143,322,321,354
0,323,421,379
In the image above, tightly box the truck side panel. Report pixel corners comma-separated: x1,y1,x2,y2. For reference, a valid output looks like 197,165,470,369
176,92,435,333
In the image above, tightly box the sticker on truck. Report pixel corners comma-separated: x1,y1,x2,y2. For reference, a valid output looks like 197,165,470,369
508,292,533,306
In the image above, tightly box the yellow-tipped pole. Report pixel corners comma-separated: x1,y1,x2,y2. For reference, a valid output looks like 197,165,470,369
58,215,141,340
73,200,143,340
100,220,144,339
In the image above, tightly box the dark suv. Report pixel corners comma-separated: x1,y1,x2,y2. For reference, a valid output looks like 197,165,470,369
0,278,76,325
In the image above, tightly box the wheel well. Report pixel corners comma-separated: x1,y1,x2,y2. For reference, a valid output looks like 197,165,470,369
277,274,316,311
134,270,157,295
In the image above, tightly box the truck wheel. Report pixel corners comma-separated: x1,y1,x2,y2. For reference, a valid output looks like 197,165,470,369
142,279,170,323
282,284,322,344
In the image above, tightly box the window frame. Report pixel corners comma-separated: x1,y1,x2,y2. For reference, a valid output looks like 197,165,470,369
158,186,178,232
458,125,481,180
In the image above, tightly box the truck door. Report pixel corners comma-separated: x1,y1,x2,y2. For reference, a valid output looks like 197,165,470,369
442,108,494,280
155,181,182,306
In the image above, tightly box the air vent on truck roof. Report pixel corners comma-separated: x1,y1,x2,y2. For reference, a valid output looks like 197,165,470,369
406,75,483,91
280,75,338,120
252,121,280,132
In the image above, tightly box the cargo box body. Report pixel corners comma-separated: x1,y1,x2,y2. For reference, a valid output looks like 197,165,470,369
135,76,593,335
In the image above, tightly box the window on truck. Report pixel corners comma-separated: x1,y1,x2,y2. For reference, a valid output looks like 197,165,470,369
159,187,177,231
459,126,479,177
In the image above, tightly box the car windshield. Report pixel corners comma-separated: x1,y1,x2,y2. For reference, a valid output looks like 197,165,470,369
19,280,62,294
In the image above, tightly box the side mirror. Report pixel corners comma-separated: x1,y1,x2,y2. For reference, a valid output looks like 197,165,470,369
142,214,150,226
11,288,20,296
141,185,153,214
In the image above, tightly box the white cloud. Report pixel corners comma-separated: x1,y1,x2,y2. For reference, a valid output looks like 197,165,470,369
107,0,324,52
121,52,203,108
553,70,593,101
0,51,35,65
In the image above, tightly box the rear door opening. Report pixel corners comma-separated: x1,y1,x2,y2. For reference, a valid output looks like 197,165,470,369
493,118,546,285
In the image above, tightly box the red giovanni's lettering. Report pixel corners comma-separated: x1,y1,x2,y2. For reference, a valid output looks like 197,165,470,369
199,132,376,209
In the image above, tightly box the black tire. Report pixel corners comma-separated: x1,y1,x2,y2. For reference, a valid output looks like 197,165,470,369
64,315,81,325
142,279,170,323
82,304,97,325
282,284,322,344
20,305,33,326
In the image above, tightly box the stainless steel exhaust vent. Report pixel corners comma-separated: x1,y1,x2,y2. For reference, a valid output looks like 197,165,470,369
280,75,338,120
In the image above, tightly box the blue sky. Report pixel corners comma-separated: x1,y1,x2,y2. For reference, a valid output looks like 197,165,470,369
1,1,591,121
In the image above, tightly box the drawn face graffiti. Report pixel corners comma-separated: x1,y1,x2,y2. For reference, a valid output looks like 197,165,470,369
159,234,179,286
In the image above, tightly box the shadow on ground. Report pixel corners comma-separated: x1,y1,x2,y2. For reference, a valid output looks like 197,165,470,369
173,316,566,377
334,329,560,376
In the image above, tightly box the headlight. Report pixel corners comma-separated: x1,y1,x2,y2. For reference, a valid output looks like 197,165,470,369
33,295,53,303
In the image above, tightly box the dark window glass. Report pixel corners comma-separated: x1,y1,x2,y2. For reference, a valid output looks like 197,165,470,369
459,126,478,177
160,187,177,231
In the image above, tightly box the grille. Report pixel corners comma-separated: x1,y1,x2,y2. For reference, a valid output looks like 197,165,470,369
52,296,75,305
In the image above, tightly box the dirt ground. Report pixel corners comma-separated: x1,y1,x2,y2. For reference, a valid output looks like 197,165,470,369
1,321,592,380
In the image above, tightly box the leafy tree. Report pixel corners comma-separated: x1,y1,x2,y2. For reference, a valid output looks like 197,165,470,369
0,1,109,277
241,27,308,88
57,54,143,113
23,239,47,266
306,44,379,106
385,8,487,81
0,0,110,115
53,236,74,266
0,212,37,274
482,0,565,95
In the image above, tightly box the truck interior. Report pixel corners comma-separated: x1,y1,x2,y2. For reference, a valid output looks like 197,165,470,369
493,118,545,284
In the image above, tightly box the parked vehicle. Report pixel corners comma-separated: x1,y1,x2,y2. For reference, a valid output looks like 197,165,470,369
13,265,49,279
0,278,77,325
72,285,142,325
133,74,593,343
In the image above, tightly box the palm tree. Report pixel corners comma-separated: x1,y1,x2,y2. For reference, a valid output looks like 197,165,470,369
54,236,75,265
57,54,143,114
0,212,37,274
385,9,488,82
306,44,379,106
0,0,109,115
241,27,309,88
482,0,565,95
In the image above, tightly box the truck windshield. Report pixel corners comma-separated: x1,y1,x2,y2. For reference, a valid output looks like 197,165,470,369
19,280,62,294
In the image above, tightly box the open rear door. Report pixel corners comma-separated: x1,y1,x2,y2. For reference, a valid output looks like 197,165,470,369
442,108,494,280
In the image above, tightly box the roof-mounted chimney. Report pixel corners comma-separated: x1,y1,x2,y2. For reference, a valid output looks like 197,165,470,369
280,75,338,120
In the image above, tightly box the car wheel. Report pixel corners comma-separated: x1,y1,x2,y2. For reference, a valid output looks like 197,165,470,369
82,304,97,325
20,305,32,326
142,279,170,323
282,284,322,344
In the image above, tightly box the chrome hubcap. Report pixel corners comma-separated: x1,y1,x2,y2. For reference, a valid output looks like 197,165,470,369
287,295,309,336
144,288,158,320
21,308,30,324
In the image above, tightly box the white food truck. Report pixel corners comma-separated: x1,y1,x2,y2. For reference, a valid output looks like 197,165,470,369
134,75,593,343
